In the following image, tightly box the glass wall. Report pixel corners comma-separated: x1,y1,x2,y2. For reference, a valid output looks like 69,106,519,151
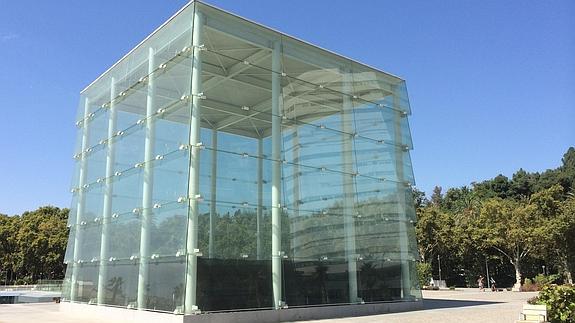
63,1,420,315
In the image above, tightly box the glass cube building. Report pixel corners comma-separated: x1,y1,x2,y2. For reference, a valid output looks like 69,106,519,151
62,1,421,315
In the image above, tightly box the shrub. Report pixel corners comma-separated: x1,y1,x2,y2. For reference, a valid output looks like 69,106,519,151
417,262,432,288
530,284,575,323
534,274,562,286
522,278,540,292
522,275,563,292
527,296,540,305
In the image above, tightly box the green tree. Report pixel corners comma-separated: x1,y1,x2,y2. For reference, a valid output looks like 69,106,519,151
510,168,535,199
443,186,477,214
0,214,17,283
559,147,575,193
413,147,575,288
473,175,511,200
545,189,575,284
412,187,428,211
430,186,443,207
415,206,452,263
15,206,69,281
474,194,559,290
417,262,432,287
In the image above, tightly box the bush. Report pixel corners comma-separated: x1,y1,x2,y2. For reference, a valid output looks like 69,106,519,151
534,274,562,286
527,296,539,305
417,262,432,288
522,275,563,292
530,284,575,322
522,278,540,292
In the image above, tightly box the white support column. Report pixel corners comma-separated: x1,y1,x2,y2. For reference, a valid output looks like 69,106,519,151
393,86,412,299
256,137,263,260
185,10,204,314
70,97,91,302
271,40,283,309
209,129,217,259
97,77,117,305
341,70,359,303
137,47,156,310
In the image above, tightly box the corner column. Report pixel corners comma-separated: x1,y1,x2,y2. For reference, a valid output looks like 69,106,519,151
393,85,412,299
70,97,91,302
341,70,359,303
97,77,117,305
185,10,204,314
137,47,156,310
271,40,283,309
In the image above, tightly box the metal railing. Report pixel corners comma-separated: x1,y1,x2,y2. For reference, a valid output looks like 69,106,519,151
0,280,63,292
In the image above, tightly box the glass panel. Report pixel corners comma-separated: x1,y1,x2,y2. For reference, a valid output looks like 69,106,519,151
197,258,273,311
147,257,186,312
149,203,188,257
357,259,403,302
100,260,139,307
283,259,350,306
73,263,99,303
63,226,76,263
107,209,141,260
61,264,72,300
67,194,78,229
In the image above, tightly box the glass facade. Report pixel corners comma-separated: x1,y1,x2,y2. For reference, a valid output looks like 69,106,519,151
62,1,421,314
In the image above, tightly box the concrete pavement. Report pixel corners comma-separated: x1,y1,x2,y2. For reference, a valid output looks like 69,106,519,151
307,289,539,323
0,288,538,323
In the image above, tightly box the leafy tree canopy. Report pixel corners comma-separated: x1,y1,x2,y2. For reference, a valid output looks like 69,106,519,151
415,147,575,288
0,206,68,284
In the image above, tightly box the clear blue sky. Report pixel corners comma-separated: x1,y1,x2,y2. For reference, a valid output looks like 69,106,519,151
0,1,573,216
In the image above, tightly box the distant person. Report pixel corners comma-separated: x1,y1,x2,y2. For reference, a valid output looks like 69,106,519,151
490,277,496,291
477,275,485,291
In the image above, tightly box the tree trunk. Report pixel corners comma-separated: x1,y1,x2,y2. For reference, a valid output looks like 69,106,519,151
512,260,522,291
565,269,573,285
561,257,574,284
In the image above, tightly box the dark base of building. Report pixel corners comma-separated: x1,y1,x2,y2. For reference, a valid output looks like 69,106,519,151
61,300,423,323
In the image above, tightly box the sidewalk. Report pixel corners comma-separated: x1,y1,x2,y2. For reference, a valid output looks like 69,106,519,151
307,288,539,323
0,289,538,323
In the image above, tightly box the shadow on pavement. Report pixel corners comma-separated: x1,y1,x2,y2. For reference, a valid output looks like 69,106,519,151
423,298,502,310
